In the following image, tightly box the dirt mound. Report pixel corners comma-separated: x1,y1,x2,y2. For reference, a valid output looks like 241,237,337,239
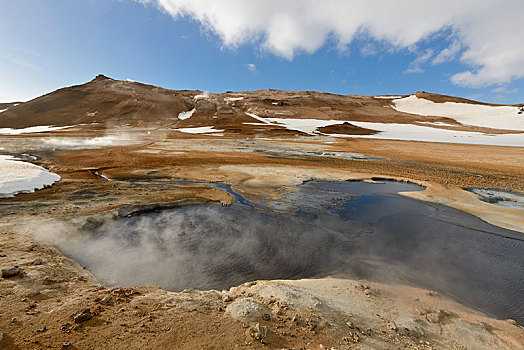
317,121,378,135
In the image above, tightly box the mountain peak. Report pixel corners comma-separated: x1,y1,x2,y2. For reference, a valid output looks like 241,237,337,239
92,74,113,81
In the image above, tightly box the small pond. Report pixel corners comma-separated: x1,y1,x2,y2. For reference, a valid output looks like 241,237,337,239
49,180,524,325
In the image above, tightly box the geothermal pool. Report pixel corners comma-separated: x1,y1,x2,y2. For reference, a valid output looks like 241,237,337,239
45,180,524,324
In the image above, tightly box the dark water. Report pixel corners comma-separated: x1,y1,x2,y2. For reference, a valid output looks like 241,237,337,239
56,180,524,324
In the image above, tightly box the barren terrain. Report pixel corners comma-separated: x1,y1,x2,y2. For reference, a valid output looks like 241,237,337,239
1,76,523,349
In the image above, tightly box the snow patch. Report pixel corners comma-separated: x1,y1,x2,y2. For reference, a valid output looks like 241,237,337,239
392,95,524,131
265,118,346,134
0,125,74,135
0,108,8,113
225,97,244,102
178,108,196,120
415,121,457,126
244,114,360,134
245,112,275,125
245,113,524,146
175,126,224,134
193,92,210,100
327,122,524,147
0,155,61,198
374,95,403,99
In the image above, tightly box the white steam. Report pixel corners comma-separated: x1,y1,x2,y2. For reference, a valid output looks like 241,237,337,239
33,205,342,291
41,133,143,149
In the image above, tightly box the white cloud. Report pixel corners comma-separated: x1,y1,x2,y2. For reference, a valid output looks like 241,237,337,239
360,43,377,57
143,0,524,88
432,40,462,65
491,86,517,94
405,49,434,74
246,63,258,75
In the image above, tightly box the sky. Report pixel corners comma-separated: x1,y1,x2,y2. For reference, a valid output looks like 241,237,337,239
0,0,523,104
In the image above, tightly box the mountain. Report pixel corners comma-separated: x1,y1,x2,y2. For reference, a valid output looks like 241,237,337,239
1,75,522,135
0,75,195,129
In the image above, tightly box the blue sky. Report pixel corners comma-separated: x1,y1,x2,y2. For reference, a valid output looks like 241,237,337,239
1,0,523,103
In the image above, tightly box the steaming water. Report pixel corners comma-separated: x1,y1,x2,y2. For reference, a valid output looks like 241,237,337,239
45,180,524,324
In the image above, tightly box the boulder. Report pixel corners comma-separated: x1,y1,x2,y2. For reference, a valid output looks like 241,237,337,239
195,99,216,113
1,267,20,278
27,290,41,297
71,309,92,323
31,258,43,265
249,323,267,343
226,297,269,322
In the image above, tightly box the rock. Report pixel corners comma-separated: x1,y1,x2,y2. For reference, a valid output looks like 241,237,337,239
505,319,518,326
400,326,425,338
226,297,269,322
480,322,492,331
350,332,360,343
195,99,216,113
36,326,47,333
31,258,43,265
42,276,58,285
262,313,271,321
71,308,92,323
306,319,317,331
249,323,267,343
415,307,429,315
100,296,112,305
62,342,72,349
1,266,20,278
346,320,354,328
223,295,233,303
344,332,360,343
426,311,442,323
217,104,235,114
426,290,438,297
0,330,3,343
27,290,41,297
387,321,398,331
